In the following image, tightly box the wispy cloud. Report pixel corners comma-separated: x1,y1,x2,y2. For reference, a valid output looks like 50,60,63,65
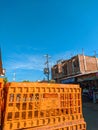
4,54,45,73
4,50,79,73
3,50,82,81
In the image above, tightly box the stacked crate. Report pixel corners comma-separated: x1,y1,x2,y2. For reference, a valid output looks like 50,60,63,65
2,82,86,130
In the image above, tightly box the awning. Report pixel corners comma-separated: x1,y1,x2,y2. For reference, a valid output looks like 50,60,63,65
77,76,98,82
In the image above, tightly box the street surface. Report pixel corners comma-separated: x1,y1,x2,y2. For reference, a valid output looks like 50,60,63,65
83,102,98,130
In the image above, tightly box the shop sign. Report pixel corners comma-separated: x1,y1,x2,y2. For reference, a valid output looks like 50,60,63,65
61,78,75,83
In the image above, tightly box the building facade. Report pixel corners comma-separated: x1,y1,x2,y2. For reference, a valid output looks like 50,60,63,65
51,54,98,88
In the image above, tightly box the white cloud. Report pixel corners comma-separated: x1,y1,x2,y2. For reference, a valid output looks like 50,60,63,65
4,54,45,72
4,50,78,73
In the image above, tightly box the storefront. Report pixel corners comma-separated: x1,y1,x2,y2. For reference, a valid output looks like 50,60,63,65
77,72,98,89
77,72,98,102
60,72,98,93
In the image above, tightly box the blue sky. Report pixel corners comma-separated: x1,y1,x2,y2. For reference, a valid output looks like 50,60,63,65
0,0,98,81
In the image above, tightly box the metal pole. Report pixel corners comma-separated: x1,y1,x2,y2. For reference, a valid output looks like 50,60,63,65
44,54,50,82
46,54,49,82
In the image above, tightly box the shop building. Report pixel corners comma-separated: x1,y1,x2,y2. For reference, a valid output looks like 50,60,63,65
51,54,98,89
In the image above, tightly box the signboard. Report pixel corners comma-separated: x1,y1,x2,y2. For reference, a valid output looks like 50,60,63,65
61,78,75,84
40,93,60,110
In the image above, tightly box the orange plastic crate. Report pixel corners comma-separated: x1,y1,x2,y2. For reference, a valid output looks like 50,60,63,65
2,82,86,130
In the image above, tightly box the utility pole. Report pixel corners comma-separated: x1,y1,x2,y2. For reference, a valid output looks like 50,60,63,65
44,54,51,82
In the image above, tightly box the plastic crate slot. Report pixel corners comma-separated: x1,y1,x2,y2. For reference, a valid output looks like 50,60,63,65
28,102,33,110
10,123,13,129
15,112,19,119
9,94,14,102
7,112,12,121
22,103,27,110
34,111,38,118
28,111,32,119
16,94,21,102
22,112,26,119
16,103,20,110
